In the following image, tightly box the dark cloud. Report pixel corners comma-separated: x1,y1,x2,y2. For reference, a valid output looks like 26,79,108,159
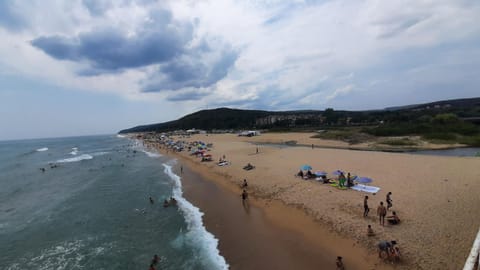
0,1,27,31
31,19,191,71
31,8,236,91
142,46,238,92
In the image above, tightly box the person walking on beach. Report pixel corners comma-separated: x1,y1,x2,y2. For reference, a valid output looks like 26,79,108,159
336,256,345,270
242,179,248,188
363,196,370,217
377,202,387,226
241,189,248,201
256,147,259,154
386,192,392,210
180,165,183,174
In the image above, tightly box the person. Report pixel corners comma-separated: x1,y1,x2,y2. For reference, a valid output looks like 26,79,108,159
169,197,177,206
163,199,169,208
241,189,248,201
149,263,156,270
149,197,154,204
387,211,400,225
377,202,387,226
390,245,401,262
256,147,259,154
377,240,395,259
338,172,346,187
181,165,183,174
297,170,304,178
367,224,375,236
242,179,248,188
151,254,160,265
363,196,370,217
306,170,314,178
336,256,345,270
347,172,354,187
386,192,393,210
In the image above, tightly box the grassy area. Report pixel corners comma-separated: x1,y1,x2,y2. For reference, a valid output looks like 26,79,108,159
378,138,418,146
311,128,374,144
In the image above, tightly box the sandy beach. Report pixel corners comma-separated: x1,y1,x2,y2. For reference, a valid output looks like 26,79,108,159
146,132,480,269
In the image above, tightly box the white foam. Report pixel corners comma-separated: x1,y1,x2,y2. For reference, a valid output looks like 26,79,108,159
57,154,93,163
116,134,126,138
163,164,229,270
36,147,48,152
70,148,78,155
142,150,162,158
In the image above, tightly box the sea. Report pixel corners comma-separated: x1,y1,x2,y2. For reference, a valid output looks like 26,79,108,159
0,135,228,270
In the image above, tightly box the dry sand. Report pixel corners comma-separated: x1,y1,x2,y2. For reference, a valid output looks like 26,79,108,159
150,132,480,269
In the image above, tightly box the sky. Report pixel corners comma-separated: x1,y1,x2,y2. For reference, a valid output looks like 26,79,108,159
0,0,479,140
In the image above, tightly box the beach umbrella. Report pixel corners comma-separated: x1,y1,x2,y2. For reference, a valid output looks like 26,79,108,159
332,170,344,176
315,171,328,176
300,164,312,171
357,177,373,184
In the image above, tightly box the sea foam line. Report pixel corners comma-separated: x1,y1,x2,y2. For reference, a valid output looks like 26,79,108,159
142,150,162,158
57,154,93,163
36,147,48,152
163,164,229,270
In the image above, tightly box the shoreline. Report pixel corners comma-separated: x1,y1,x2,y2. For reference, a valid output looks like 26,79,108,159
147,139,391,269
173,153,388,269
140,132,480,269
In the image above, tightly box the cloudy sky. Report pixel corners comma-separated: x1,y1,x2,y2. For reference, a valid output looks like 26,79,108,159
1,0,479,140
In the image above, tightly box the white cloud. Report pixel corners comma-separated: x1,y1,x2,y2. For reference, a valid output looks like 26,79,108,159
0,0,479,112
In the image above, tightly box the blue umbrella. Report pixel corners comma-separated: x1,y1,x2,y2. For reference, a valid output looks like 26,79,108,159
300,165,312,171
315,171,327,176
357,177,372,184
332,170,344,176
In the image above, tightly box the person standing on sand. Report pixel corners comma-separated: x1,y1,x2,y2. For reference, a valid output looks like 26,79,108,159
256,147,259,154
363,196,370,217
336,256,345,270
377,202,387,226
386,192,392,210
180,165,183,174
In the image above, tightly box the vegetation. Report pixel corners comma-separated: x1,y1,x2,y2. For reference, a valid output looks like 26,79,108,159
119,97,480,146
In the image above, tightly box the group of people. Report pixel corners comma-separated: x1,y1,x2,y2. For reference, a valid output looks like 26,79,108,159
363,192,399,226
362,191,402,264
337,172,355,188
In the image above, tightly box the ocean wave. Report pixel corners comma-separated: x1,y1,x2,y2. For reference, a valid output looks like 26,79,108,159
5,239,111,270
36,147,48,152
142,150,162,158
163,164,229,270
116,134,126,138
91,151,109,156
70,147,78,155
57,154,93,163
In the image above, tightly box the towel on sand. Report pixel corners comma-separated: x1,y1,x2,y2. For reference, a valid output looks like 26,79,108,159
351,184,380,193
